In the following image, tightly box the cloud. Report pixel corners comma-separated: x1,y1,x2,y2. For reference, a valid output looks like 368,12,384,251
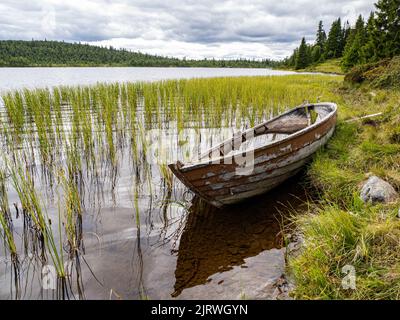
0,0,376,59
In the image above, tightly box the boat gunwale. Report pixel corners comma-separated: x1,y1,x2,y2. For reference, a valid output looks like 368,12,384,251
187,117,337,185
194,126,336,193
178,102,337,171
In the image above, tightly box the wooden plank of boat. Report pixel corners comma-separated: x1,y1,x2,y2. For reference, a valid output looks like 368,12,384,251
169,102,338,208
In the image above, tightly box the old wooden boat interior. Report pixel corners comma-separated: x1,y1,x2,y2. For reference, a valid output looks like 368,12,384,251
169,102,337,207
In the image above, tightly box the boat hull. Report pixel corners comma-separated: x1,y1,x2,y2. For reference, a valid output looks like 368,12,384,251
169,103,337,208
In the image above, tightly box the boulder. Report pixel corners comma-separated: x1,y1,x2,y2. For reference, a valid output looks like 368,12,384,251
360,176,398,204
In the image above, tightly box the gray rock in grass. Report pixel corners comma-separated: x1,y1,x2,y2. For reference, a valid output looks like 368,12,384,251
360,176,398,204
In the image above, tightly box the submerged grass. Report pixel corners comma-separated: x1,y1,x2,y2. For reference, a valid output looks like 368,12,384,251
1,73,398,299
0,171,17,259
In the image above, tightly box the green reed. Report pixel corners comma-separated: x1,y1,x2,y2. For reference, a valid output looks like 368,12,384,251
2,91,25,146
0,74,343,299
9,163,64,276
58,169,83,257
0,170,17,259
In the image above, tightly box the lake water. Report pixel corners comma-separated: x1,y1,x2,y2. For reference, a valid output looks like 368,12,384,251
0,68,308,300
0,67,298,92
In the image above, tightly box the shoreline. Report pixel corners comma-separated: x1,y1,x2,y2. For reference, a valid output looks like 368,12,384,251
287,76,400,299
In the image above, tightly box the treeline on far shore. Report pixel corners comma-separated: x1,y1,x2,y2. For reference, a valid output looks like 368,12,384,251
0,40,278,68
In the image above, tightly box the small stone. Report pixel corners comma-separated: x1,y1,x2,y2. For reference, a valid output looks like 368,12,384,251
360,176,398,204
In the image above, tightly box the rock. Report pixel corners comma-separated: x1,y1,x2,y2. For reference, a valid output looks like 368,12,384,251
360,176,398,204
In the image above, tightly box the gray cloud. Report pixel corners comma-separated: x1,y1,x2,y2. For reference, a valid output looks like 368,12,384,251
0,0,376,59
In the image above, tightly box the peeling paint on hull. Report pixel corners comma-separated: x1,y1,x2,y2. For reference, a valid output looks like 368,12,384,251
169,103,338,208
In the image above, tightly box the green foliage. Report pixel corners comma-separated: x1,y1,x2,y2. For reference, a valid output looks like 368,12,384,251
0,40,277,68
283,0,400,73
363,12,377,62
315,21,327,52
289,86,400,299
325,18,344,59
306,58,344,74
345,56,400,88
290,204,400,299
342,15,367,71
295,38,310,69
373,0,400,60
342,36,364,71
311,45,322,63
342,21,352,51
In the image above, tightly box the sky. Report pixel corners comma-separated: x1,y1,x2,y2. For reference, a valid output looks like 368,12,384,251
0,0,377,60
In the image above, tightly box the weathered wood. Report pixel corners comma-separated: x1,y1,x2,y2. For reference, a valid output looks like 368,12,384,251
168,103,337,208
345,112,383,123
264,116,309,134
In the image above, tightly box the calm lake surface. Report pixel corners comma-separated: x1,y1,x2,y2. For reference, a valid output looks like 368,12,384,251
0,67,298,92
0,68,308,300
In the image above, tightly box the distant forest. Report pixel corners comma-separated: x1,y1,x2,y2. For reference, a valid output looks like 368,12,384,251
0,40,277,68
282,0,400,71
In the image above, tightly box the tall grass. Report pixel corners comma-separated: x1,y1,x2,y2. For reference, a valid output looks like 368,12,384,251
0,74,345,299
288,86,400,299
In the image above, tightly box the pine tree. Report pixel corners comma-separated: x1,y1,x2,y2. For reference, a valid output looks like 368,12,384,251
295,37,309,69
342,21,351,51
290,48,298,66
363,12,377,61
316,21,327,53
325,18,343,58
342,35,365,71
373,0,400,59
354,15,366,42
342,15,366,70
306,44,313,63
311,45,322,62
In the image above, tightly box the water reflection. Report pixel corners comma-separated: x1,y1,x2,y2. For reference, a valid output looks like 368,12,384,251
173,174,307,297
0,79,313,299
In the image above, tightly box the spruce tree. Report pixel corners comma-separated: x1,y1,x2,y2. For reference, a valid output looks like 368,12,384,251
342,35,365,71
316,21,327,54
342,21,351,52
326,18,343,58
295,37,309,69
354,15,366,42
373,0,400,59
312,45,322,62
289,48,298,67
342,15,366,70
363,12,377,61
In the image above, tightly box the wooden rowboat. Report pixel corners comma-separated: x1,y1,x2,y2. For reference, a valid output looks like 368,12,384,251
169,102,337,208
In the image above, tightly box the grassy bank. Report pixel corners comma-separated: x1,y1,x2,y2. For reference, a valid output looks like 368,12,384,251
280,58,344,75
288,71,400,299
303,58,344,75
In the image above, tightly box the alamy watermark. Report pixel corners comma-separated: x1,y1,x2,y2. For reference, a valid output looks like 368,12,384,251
341,264,356,290
42,261,73,290
145,128,256,175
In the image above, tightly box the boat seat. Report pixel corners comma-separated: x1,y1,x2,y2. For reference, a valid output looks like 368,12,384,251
264,116,309,134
